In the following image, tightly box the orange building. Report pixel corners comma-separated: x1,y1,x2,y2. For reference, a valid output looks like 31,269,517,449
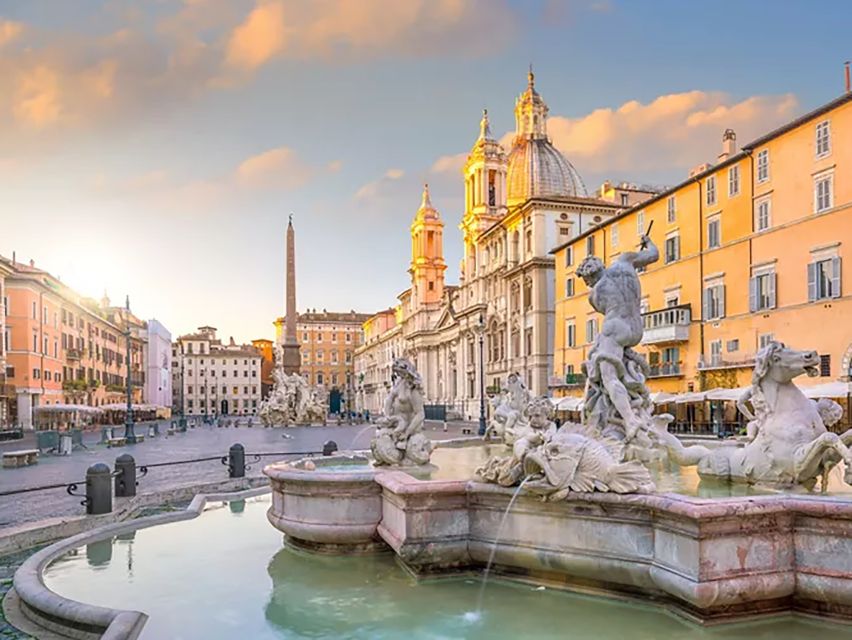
251,338,274,399
0,255,145,429
552,91,852,398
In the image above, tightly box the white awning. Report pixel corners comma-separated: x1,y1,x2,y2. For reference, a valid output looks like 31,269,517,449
803,381,852,399
649,391,677,404
555,396,584,411
34,404,103,413
674,391,707,404
705,387,749,401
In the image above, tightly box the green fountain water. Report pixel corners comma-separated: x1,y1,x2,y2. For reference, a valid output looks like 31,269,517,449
43,495,851,639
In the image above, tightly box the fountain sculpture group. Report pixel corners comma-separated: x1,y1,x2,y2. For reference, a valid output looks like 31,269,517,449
259,344,327,426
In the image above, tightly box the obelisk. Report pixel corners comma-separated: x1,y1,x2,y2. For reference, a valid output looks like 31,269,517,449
281,215,301,374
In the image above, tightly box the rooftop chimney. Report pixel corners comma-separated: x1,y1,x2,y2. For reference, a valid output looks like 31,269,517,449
29,259,34,268
717,129,737,162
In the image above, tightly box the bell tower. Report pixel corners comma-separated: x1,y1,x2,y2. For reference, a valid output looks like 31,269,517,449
460,108,507,281
409,184,446,306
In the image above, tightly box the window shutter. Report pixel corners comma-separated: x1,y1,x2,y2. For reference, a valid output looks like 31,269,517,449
807,262,817,302
675,236,681,260
769,272,777,308
831,256,842,298
748,277,757,312
702,288,709,320
719,285,726,318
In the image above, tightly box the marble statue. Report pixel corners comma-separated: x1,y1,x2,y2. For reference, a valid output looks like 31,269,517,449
371,358,433,467
652,341,852,491
577,234,659,456
483,372,531,444
259,344,327,426
477,396,655,496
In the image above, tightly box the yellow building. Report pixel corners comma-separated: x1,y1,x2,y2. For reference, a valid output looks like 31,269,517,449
552,91,852,398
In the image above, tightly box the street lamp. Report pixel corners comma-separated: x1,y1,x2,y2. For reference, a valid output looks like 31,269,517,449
178,339,187,430
477,312,486,436
123,295,137,444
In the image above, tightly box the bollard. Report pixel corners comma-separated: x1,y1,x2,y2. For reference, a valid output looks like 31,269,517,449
322,440,338,456
86,463,112,515
114,453,137,497
228,443,245,478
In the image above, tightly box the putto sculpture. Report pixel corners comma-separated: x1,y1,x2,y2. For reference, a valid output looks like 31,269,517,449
371,358,433,467
477,396,655,496
484,372,531,444
652,341,852,491
259,344,327,426
576,233,659,453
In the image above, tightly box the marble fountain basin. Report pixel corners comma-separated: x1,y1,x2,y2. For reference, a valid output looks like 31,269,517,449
264,441,852,625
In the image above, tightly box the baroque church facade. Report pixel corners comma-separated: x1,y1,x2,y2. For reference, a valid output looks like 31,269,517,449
356,72,631,418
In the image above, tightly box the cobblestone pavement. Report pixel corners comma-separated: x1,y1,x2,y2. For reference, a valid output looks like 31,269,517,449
0,419,476,531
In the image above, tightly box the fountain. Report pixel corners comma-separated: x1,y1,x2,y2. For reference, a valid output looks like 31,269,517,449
259,343,327,426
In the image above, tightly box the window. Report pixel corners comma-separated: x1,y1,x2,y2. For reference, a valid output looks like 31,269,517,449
611,224,619,248
707,218,721,249
33,368,40,379
728,165,740,196
757,149,769,183
317,373,324,385
586,235,595,256
32,301,36,320
664,235,680,263
565,246,574,267
620,193,629,206
819,354,831,377
808,257,841,301
756,198,771,231
759,333,774,350
302,332,308,343
566,321,576,348
750,272,776,311
706,175,716,206
667,197,676,223
816,120,831,157
815,173,833,212
32,332,38,352
710,340,722,366
565,278,575,297
703,284,726,320
585,318,598,344
727,339,739,353
317,333,322,343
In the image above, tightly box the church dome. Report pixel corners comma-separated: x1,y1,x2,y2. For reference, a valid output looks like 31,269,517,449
505,68,587,203
506,138,587,202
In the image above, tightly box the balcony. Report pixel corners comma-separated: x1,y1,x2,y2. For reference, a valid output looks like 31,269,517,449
698,354,756,371
648,362,683,378
641,304,691,345
548,372,587,389
66,348,82,361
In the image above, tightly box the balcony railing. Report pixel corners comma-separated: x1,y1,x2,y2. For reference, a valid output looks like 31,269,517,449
698,353,756,370
641,304,691,345
66,348,82,361
548,372,586,388
648,362,683,378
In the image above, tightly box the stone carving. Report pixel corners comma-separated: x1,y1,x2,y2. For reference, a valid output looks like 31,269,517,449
477,396,655,496
577,234,659,456
652,342,852,491
483,372,531,444
371,358,433,466
259,344,327,426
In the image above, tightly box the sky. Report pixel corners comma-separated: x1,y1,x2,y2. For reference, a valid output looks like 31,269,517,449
1,0,850,344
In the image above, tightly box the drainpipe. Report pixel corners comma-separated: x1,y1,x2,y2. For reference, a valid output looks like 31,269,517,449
697,179,705,388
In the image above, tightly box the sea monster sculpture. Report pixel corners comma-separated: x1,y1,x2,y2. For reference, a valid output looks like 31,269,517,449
651,341,852,491
477,396,655,497
371,358,433,466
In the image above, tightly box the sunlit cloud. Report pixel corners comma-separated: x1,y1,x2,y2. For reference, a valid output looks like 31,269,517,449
430,153,466,174
0,19,24,47
225,1,287,70
547,90,799,175
236,146,314,189
354,168,406,201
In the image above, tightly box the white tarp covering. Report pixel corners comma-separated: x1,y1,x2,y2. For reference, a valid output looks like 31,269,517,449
649,391,677,404
674,391,707,404
555,396,584,411
705,387,750,401
803,382,852,399
33,404,103,413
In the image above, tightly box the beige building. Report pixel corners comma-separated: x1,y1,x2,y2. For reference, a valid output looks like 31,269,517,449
357,72,647,418
354,308,404,414
0,260,11,426
172,326,262,416
274,309,369,411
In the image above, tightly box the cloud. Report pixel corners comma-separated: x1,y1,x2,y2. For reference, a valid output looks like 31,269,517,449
225,1,287,70
12,66,62,127
0,19,24,47
546,90,799,177
430,153,466,174
354,168,405,201
326,159,343,172
236,146,314,189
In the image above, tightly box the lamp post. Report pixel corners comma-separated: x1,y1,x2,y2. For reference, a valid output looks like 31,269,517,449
178,339,187,430
477,312,486,436
123,295,137,444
